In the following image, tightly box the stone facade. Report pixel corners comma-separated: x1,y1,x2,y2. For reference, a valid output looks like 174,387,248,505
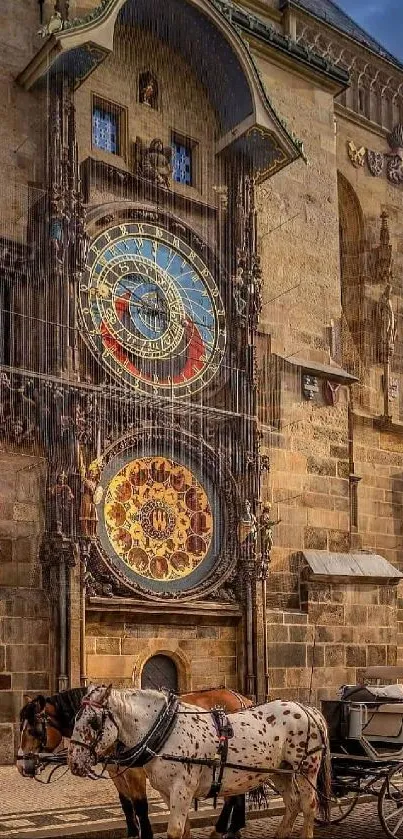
0,454,52,760
1,0,403,765
85,610,240,692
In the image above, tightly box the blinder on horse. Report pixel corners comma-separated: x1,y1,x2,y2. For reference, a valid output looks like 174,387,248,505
19,698,66,777
70,697,120,761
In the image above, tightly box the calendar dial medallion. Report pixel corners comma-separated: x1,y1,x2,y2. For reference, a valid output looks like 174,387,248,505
79,222,226,395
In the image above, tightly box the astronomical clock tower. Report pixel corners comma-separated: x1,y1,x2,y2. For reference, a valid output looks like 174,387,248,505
16,0,302,699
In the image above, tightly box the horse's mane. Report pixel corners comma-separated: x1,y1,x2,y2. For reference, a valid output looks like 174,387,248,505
48,687,87,728
20,687,87,730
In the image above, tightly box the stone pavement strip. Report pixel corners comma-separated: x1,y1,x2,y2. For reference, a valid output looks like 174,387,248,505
0,767,391,839
0,766,281,839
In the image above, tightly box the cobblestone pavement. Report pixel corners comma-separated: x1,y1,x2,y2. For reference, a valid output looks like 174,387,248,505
0,766,397,839
0,765,233,837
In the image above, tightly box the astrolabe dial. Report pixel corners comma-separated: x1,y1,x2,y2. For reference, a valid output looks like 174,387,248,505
103,456,214,584
79,222,226,396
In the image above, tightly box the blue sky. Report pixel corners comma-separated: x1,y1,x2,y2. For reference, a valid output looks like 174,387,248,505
335,1,403,62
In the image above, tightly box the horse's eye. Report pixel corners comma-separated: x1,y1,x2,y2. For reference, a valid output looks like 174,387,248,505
89,716,101,732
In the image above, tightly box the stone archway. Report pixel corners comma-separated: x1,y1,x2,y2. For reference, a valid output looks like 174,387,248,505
133,644,192,693
141,654,178,691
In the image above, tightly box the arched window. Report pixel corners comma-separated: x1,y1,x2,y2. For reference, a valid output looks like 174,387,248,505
141,654,178,692
337,172,365,370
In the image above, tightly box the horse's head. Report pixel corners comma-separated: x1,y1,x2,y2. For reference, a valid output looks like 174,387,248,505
18,695,63,776
68,684,118,777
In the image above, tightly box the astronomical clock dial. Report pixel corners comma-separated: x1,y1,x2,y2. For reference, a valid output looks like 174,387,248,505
79,222,226,396
98,453,221,595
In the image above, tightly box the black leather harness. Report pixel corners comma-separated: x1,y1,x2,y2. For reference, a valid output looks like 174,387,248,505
114,693,179,768
208,707,234,803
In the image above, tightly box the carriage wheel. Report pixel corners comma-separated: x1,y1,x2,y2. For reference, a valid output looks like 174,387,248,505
378,766,403,838
314,784,360,825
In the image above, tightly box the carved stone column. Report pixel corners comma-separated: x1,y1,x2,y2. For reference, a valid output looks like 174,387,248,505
47,78,87,377
228,166,263,699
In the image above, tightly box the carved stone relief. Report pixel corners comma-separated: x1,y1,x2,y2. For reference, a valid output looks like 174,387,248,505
348,127,403,187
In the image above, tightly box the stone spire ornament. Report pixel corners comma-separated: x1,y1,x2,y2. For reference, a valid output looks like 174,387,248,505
37,10,63,37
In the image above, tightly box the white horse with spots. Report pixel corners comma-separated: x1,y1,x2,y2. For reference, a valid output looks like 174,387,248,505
68,685,331,839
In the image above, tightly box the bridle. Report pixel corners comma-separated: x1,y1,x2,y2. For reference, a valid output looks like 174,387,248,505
21,706,64,752
69,697,119,761
19,704,66,778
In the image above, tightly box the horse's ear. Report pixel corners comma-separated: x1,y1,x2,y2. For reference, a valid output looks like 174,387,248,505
23,694,32,706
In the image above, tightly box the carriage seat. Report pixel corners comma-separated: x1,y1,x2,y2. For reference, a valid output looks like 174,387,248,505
359,704,403,738
340,683,403,702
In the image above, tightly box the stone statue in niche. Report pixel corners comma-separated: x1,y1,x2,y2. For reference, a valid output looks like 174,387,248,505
233,259,248,322
80,460,103,538
138,72,158,109
50,470,74,537
238,499,257,547
259,502,281,562
135,137,172,188
378,283,397,361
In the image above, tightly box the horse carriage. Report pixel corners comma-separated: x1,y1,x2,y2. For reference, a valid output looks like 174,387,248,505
318,665,403,838
17,667,403,839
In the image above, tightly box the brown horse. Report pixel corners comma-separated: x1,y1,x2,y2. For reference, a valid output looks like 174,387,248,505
19,686,251,839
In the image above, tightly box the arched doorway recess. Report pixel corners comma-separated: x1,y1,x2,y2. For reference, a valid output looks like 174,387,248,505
141,654,179,692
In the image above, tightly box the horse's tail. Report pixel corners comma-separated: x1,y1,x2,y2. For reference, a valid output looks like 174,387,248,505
315,713,332,823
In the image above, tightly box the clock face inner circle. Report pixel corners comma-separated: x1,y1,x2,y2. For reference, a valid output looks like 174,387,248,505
103,455,214,583
110,259,185,357
80,222,227,396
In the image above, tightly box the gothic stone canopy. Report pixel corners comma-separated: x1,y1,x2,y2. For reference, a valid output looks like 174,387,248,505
17,0,303,181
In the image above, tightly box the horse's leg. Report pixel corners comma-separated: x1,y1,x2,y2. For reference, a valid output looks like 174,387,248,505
118,793,139,838
228,794,246,835
126,770,153,839
167,783,195,839
108,765,152,839
212,795,245,839
272,774,300,839
296,776,317,839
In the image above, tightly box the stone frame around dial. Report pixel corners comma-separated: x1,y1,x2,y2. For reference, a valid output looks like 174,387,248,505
92,427,238,601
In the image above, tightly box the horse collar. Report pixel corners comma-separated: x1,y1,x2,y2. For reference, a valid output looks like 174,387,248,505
115,692,179,768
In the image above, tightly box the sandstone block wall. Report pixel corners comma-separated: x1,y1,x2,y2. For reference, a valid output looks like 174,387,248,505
75,25,219,207
0,1,46,239
85,611,240,692
265,581,398,705
0,453,51,763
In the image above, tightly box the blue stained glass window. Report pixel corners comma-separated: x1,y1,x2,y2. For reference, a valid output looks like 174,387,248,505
92,105,118,154
172,140,192,185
